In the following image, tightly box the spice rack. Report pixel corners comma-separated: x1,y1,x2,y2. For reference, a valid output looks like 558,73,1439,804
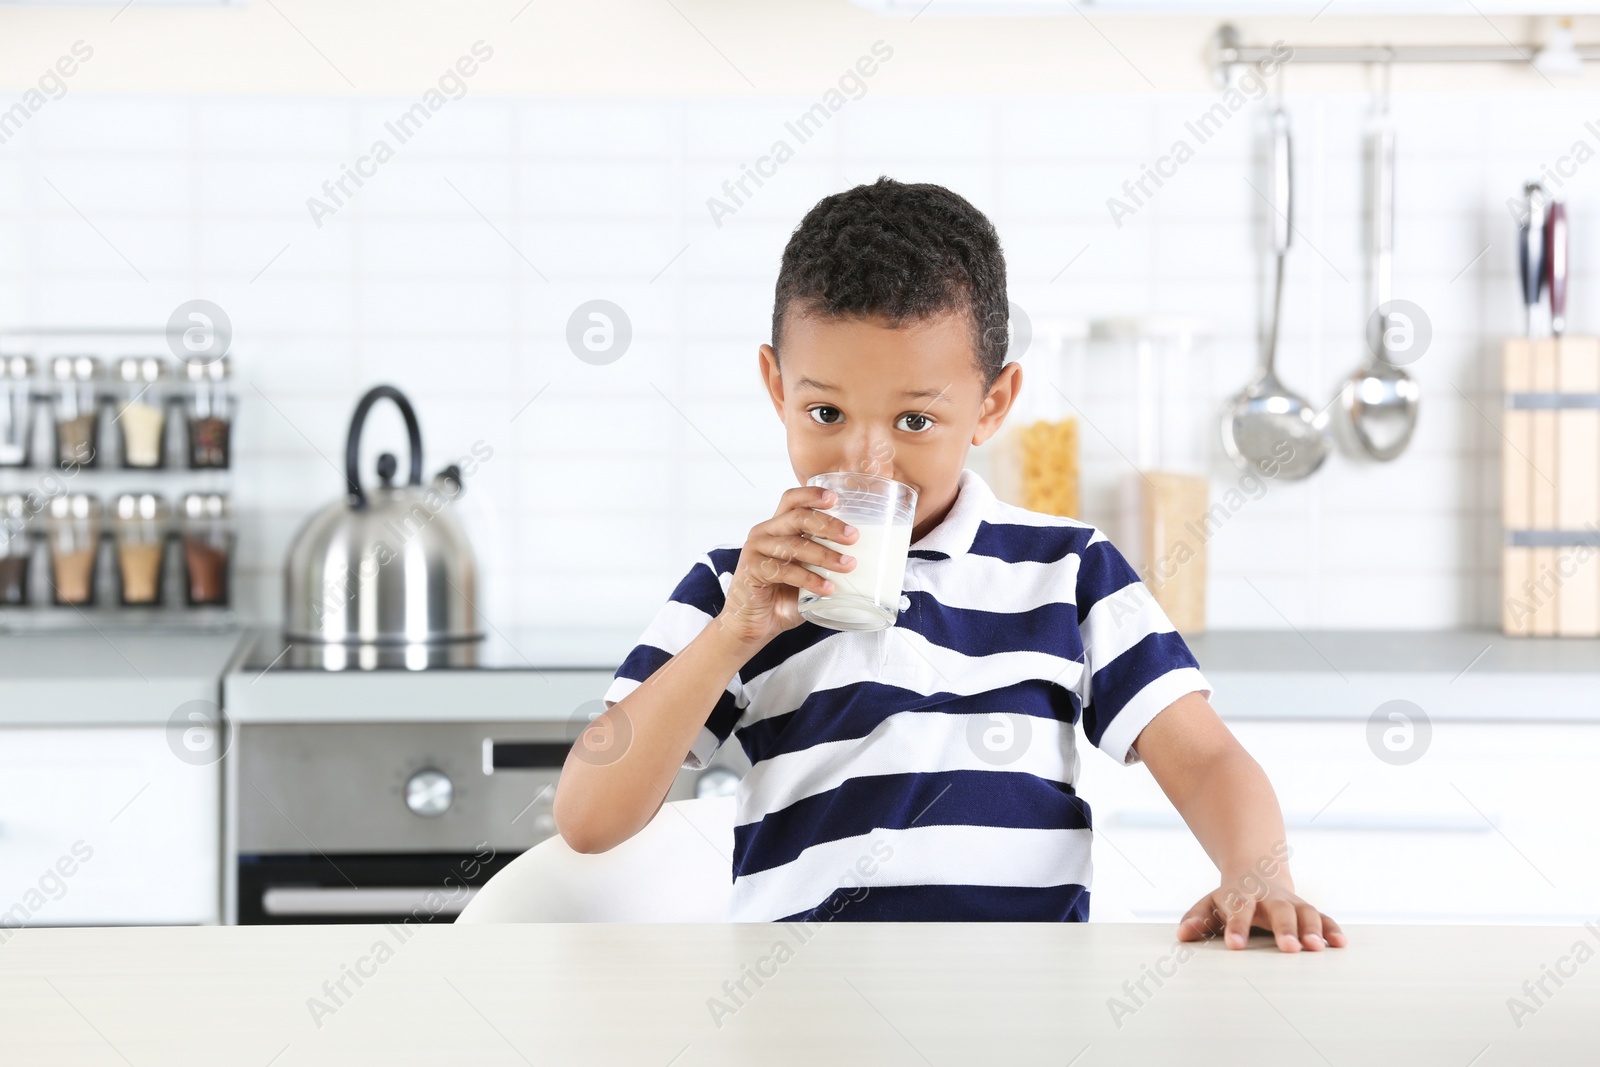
0,327,237,632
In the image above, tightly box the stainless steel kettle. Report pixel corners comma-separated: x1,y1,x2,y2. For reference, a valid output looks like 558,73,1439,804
283,385,482,644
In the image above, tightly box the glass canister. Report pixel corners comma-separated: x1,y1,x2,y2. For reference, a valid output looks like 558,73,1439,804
45,493,101,605
113,493,169,606
0,493,34,605
51,355,102,469
0,355,36,468
1090,316,1214,635
184,356,232,469
180,492,232,606
985,318,1089,519
115,357,169,469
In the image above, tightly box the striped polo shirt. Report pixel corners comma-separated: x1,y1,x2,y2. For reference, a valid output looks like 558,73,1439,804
602,465,1211,923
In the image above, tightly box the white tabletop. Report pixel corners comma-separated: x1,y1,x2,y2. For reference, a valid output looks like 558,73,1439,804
1,922,1596,1064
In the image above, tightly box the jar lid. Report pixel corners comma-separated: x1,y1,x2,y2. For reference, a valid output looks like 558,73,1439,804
113,493,169,522
180,492,230,519
117,356,167,383
46,493,101,521
1,493,32,521
0,354,33,380
184,356,231,382
51,356,101,381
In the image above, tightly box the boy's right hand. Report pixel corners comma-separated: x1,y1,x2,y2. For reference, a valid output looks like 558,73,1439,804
716,485,859,650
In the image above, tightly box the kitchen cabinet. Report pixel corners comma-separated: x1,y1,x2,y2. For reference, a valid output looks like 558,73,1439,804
0,726,219,927
1082,720,1600,924
1082,629,1600,924
0,630,246,928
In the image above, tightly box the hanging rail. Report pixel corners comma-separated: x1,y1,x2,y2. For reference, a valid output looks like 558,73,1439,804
1211,23,1600,85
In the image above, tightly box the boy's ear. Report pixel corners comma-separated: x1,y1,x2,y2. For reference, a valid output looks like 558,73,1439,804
758,343,786,421
971,361,1021,447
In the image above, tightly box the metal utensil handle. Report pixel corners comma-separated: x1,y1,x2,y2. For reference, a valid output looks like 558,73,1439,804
1371,116,1395,312
1520,182,1547,338
1546,198,1568,336
1269,105,1292,255
1368,114,1396,360
1263,250,1286,376
344,384,424,509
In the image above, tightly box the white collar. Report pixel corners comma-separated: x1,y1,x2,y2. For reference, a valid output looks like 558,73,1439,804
908,466,993,562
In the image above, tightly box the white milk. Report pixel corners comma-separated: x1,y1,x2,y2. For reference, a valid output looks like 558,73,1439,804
801,521,913,629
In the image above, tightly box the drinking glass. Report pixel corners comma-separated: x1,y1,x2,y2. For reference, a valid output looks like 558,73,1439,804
797,471,917,632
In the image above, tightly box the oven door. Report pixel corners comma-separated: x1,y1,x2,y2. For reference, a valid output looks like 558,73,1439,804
228,719,748,924
230,722,575,925
236,849,516,925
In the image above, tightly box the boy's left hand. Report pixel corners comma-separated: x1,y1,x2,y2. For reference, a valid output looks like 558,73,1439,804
1175,882,1347,953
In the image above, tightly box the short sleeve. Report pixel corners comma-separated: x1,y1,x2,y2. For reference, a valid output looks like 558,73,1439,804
602,547,748,770
1071,529,1211,767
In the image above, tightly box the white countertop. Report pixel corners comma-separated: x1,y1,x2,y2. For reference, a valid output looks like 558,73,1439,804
1186,629,1600,723
0,922,1593,1063
8,626,1600,726
0,628,247,726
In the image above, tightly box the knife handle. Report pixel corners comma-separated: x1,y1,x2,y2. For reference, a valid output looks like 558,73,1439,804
1521,183,1547,338
1546,199,1568,336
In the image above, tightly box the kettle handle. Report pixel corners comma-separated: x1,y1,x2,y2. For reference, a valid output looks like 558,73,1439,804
345,385,423,508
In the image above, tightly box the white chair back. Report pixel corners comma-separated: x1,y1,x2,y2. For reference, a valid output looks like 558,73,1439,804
457,795,735,923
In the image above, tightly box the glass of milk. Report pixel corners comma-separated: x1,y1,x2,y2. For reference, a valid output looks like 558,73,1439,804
797,472,917,632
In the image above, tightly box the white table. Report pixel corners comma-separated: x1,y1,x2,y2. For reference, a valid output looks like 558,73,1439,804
1,922,1595,1064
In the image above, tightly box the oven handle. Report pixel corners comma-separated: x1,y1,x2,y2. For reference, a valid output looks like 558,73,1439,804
262,886,479,917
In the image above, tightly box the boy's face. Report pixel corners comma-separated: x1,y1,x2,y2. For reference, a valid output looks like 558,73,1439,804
758,308,1020,541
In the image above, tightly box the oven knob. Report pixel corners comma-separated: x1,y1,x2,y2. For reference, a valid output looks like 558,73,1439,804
695,766,740,799
405,769,453,817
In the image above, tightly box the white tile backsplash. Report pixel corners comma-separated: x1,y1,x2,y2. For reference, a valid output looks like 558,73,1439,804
1,89,1586,631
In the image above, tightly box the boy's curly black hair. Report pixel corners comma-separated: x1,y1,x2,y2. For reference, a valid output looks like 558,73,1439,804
771,175,1010,393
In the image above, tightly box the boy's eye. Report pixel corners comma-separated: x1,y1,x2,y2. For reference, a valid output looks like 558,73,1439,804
807,406,842,426
897,413,933,433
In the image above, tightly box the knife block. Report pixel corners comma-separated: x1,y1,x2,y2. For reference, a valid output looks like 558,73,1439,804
1501,337,1600,636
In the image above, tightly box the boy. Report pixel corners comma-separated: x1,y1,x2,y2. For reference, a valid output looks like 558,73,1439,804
555,176,1345,953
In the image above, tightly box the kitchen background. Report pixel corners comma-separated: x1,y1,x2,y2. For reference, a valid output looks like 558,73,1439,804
5,6,1600,932
2,7,1595,634
0,87,1554,631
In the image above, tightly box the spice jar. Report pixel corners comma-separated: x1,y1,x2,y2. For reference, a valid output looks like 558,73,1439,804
45,493,101,605
184,356,232,469
115,357,169,469
51,356,102,469
180,492,232,607
113,493,169,606
0,494,33,605
0,355,36,468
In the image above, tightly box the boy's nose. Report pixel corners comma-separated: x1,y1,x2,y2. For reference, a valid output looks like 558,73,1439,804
844,443,894,477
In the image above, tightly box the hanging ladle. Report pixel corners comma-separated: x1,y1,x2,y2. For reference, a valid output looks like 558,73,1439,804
1338,76,1420,462
1222,100,1332,480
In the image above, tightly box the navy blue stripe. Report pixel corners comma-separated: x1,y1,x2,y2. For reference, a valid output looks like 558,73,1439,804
656,556,728,620
738,621,835,691
707,545,741,574
612,642,743,744
776,883,1090,923
969,521,1095,565
612,643,671,688
734,770,1089,877
735,679,1078,764
1081,630,1199,748
705,688,743,748
907,592,1084,660
1074,536,1137,625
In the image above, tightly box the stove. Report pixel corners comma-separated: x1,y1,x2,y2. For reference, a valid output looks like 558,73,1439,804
221,628,749,925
